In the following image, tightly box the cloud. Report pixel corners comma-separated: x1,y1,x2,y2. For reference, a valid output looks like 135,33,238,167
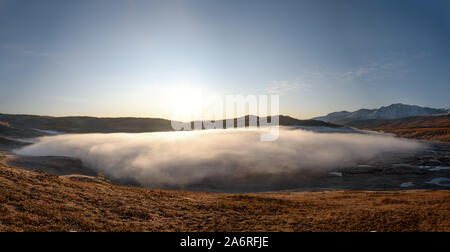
0,43,66,58
265,80,312,94
15,128,425,192
284,51,428,87
339,51,428,82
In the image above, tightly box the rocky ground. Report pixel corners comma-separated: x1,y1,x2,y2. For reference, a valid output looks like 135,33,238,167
307,142,450,191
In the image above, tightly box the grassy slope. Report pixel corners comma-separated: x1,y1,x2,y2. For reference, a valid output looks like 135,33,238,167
0,153,448,232
347,115,450,142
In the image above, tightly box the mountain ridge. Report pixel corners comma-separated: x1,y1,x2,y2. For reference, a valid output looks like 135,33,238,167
314,103,448,124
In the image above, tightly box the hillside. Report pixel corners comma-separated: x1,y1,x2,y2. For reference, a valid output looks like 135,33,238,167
0,137,29,151
0,154,448,232
348,115,450,142
315,104,447,124
0,114,175,134
0,120,43,139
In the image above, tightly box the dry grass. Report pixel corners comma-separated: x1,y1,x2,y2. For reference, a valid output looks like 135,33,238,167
0,153,449,232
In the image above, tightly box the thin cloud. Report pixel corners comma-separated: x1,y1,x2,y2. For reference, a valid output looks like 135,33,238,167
0,43,66,58
315,51,428,84
265,79,312,94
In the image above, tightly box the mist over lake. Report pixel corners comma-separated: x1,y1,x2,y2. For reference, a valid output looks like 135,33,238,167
14,128,425,192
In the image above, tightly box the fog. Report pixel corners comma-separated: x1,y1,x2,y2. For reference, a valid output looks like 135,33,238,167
15,128,425,192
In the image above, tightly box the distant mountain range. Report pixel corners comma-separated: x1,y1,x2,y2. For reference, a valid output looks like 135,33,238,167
314,104,448,124
3,103,446,140
0,114,338,138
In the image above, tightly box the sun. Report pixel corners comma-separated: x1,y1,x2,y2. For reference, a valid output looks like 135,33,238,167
170,86,204,122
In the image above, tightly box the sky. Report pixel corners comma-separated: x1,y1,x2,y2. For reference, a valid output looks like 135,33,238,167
0,0,449,120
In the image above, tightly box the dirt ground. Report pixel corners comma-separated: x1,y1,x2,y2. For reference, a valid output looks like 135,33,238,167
0,153,448,232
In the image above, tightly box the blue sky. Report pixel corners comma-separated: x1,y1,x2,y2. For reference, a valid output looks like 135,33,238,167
0,0,449,119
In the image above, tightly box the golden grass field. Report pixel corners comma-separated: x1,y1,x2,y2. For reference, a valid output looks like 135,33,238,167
0,153,448,232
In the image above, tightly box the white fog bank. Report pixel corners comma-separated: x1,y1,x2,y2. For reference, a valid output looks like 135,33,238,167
15,128,425,191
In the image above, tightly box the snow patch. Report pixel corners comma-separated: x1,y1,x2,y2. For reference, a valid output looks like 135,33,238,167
400,182,414,188
328,172,343,177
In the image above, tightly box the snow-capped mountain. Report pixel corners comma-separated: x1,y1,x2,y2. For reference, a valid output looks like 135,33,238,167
314,104,448,124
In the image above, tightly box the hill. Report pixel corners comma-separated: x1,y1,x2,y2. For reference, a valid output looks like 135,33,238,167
190,115,339,129
0,154,448,232
0,114,175,134
315,104,447,124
